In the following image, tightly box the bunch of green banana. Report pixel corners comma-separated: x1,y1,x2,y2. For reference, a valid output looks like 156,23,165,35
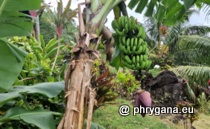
119,36,148,55
111,16,146,39
112,16,152,70
121,54,152,70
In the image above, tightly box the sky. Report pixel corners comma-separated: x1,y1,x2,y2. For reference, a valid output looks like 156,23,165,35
44,0,210,28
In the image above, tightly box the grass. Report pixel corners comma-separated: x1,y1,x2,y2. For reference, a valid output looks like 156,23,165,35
92,99,174,129
193,113,210,129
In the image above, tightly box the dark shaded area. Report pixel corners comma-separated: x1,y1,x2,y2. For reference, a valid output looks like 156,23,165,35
142,70,187,106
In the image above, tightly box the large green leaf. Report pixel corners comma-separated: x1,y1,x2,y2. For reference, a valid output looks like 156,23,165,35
154,4,165,22
0,0,41,37
0,81,64,107
0,0,41,11
0,39,27,92
135,0,148,13
128,0,197,25
110,47,121,70
0,107,61,129
145,0,156,17
128,0,139,9
0,18,33,37
183,0,196,11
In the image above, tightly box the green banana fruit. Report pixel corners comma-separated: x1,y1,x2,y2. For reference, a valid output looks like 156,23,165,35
137,55,140,63
139,38,144,46
124,16,128,25
116,28,125,36
132,46,137,52
140,55,143,63
147,60,152,69
142,44,146,54
124,55,132,64
136,25,142,38
124,23,129,34
137,62,140,68
122,61,134,69
111,20,119,30
118,17,123,29
123,46,129,54
127,46,131,54
121,16,125,29
134,38,138,48
121,36,126,45
126,38,131,48
130,16,136,30
119,43,124,51
128,18,132,32
135,46,143,54
130,38,134,48
143,54,148,61
132,56,136,64
140,26,146,39
140,61,145,69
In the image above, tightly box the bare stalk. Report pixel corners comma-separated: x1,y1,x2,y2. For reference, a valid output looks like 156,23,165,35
51,36,61,73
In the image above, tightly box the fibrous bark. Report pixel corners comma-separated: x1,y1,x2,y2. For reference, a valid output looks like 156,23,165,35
57,0,122,128
58,42,98,129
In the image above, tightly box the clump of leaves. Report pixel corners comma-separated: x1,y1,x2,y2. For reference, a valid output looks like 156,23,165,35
114,69,140,98
8,36,72,85
148,68,162,77
92,60,118,110
0,81,65,129
197,92,210,114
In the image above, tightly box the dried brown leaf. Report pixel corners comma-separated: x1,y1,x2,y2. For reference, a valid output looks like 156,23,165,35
95,69,110,83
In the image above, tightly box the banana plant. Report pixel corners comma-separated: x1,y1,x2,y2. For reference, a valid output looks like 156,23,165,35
128,0,198,25
58,0,210,129
0,81,64,129
9,36,71,85
57,0,124,128
164,23,210,89
0,0,41,92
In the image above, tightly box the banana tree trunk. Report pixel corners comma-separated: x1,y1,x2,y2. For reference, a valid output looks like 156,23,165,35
57,0,122,129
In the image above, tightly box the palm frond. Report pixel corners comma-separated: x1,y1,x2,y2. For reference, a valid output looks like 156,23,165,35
173,49,210,65
201,4,210,20
144,17,160,42
178,35,210,51
164,22,183,52
172,35,210,65
184,8,199,21
182,25,210,36
171,66,210,87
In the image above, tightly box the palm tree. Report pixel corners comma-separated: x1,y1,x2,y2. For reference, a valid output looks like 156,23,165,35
167,24,210,86
143,4,210,82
